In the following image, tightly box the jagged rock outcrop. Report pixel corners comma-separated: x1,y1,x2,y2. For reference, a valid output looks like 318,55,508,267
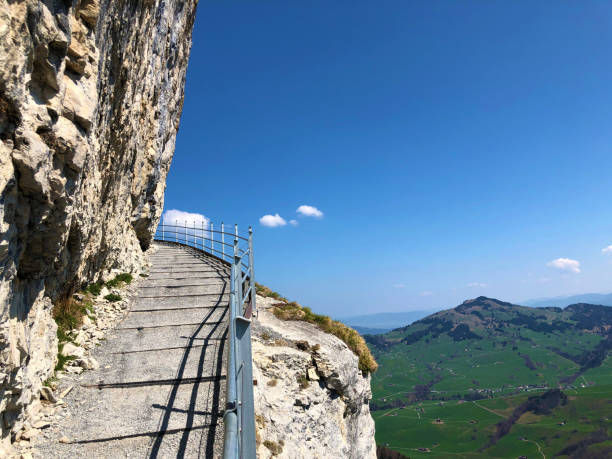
252,295,377,458
0,0,197,447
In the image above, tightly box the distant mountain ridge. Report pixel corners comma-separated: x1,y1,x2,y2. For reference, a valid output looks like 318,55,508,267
350,326,392,335
522,292,612,308
337,310,434,333
367,297,612,347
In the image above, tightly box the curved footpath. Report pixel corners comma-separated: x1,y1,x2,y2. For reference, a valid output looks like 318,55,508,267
38,242,229,458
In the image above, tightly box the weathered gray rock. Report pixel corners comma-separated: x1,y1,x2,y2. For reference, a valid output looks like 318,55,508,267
0,0,197,448
61,343,84,359
39,387,56,404
253,295,377,459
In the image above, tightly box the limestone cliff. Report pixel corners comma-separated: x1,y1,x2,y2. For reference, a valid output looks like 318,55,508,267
0,0,197,445
252,295,377,458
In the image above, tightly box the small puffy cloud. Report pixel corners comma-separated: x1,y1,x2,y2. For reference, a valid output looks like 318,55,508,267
420,290,433,296
161,209,209,240
547,257,581,273
467,282,487,288
259,214,287,228
393,283,405,289
163,209,208,227
289,219,298,226
297,205,323,218
602,245,612,254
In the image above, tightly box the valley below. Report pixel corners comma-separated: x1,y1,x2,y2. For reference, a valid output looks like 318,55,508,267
366,297,612,458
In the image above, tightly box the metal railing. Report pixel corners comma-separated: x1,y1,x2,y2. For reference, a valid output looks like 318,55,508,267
153,221,257,459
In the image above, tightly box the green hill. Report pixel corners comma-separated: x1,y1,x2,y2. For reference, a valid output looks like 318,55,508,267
366,297,612,458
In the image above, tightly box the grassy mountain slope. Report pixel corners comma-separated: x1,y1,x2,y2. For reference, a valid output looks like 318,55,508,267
366,297,612,458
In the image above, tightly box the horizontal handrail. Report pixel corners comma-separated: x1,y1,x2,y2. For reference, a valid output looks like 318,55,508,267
154,222,251,266
155,223,249,241
153,220,256,459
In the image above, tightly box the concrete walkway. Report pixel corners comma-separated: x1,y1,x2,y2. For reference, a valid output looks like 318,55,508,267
43,242,229,458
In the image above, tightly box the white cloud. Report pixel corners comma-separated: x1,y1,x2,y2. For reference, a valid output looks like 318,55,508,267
289,219,298,226
602,245,612,254
297,205,323,218
420,290,433,296
547,258,581,273
163,209,208,227
393,283,405,289
467,282,487,288
161,209,209,241
259,214,287,228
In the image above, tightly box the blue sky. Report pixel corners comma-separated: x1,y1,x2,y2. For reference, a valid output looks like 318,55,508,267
163,1,612,316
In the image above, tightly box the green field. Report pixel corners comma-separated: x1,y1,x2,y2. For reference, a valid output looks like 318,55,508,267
373,385,612,458
367,298,612,457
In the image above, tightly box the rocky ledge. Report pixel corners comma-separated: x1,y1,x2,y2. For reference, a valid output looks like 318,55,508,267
252,295,377,459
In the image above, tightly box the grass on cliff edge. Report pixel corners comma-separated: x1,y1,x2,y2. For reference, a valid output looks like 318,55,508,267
51,296,93,375
52,297,93,343
85,272,133,295
256,283,378,374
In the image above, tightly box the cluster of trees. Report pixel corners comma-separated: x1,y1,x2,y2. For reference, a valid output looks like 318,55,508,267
376,445,410,459
566,303,612,330
486,389,567,448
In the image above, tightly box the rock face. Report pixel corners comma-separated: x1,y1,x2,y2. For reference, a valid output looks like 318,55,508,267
0,0,197,446
252,295,377,458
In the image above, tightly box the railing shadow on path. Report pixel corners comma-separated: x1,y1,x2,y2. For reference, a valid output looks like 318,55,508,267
150,222,257,459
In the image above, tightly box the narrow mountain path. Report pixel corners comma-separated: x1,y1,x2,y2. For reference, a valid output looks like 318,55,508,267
40,242,229,458
471,400,505,418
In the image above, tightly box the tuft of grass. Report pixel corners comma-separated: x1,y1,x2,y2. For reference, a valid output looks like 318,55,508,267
263,440,283,456
106,273,133,288
255,282,288,302
297,374,310,390
51,294,95,377
271,300,378,374
55,353,76,372
261,331,271,341
84,302,95,315
53,297,91,339
85,281,103,296
104,293,122,302
56,327,73,344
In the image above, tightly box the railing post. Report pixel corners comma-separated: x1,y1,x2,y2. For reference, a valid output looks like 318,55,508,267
221,222,225,262
235,229,242,311
210,221,214,255
200,220,203,250
248,226,256,318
